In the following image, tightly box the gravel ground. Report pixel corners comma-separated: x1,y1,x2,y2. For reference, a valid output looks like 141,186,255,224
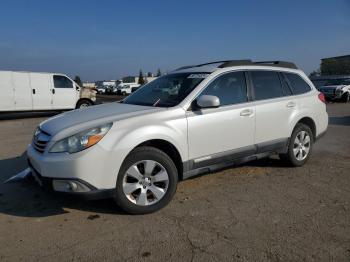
0,103,349,262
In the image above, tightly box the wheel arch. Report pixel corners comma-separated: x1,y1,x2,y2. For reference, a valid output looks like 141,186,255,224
76,98,94,108
131,139,184,180
293,116,316,140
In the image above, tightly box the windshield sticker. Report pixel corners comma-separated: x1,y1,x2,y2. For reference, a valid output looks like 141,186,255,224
188,74,210,79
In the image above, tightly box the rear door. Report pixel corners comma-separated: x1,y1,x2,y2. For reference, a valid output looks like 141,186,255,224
30,73,53,110
52,75,78,109
0,71,15,111
250,70,296,150
12,72,32,110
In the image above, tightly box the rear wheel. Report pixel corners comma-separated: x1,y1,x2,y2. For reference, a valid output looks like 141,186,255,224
114,146,178,214
279,123,313,167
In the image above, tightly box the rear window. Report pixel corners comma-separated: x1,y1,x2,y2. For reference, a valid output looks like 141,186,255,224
284,73,311,95
251,71,284,100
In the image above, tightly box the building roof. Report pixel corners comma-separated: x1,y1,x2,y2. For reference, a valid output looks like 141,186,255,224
321,55,350,61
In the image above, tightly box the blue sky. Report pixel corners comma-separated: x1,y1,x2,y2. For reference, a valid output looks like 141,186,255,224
0,0,349,81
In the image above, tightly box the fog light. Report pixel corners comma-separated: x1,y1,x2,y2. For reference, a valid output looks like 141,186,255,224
52,180,91,193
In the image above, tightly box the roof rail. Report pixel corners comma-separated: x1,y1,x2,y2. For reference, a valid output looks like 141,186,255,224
175,60,232,71
218,60,253,68
175,59,298,71
254,61,298,69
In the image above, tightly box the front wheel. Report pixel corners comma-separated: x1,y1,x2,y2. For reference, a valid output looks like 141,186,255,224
114,146,178,214
76,99,92,109
279,123,313,167
342,92,350,103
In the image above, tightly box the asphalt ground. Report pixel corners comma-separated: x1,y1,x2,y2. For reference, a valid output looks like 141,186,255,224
0,103,349,261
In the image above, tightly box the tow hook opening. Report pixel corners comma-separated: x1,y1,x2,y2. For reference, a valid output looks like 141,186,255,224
52,180,91,193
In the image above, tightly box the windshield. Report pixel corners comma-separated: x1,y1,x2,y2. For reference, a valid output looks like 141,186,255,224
325,78,350,86
123,73,208,107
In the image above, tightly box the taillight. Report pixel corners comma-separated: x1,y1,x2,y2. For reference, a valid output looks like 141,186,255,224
318,92,326,103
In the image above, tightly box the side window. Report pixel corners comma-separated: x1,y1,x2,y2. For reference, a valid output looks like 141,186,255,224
251,71,284,100
284,73,311,95
53,75,73,89
199,71,247,106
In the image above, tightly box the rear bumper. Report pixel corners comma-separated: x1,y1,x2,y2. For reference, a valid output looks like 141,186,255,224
28,159,114,200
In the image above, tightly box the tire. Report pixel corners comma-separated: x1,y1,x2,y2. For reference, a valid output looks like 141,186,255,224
279,123,314,167
342,92,350,103
114,146,178,214
76,99,92,109
121,91,127,96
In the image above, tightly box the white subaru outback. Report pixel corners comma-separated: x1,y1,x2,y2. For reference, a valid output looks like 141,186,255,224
25,60,328,214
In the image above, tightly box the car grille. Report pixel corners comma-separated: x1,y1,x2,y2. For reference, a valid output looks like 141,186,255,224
32,128,51,153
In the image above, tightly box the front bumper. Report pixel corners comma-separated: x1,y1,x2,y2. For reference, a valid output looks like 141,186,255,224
26,142,123,191
28,159,114,200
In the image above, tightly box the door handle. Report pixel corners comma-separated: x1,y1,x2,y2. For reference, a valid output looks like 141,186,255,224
32,89,36,94
52,89,55,94
286,101,296,108
240,109,254,117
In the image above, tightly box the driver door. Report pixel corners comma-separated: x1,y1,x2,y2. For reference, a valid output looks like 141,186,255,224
52,75,79,109
186,71,255,168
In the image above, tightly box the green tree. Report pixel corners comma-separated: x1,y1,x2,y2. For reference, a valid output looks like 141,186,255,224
138,70,145,85
156,68,162,77
309,69,320,78
74,75,83,87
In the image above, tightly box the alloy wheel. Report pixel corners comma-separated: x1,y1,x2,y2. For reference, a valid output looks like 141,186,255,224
293,131,311,161
122,160,169,206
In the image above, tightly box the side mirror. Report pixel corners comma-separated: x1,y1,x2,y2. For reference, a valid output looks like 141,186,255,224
196,95,220,109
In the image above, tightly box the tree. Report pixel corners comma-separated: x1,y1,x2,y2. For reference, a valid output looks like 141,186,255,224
138,70,145,85
147,72,153,77
74,75,83,87
309,69,321,78
156,68,162,77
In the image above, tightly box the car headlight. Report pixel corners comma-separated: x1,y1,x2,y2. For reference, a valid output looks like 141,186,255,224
50,123,113,154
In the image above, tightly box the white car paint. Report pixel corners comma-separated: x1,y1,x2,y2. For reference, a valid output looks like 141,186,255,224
26,63,328,195
117,83,141,94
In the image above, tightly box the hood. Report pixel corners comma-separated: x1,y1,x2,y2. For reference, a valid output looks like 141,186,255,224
39,102,163,140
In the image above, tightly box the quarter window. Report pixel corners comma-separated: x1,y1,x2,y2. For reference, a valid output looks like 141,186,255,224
284,73,311,95
53,75,73,89
199,71,247,106
251,71,284,100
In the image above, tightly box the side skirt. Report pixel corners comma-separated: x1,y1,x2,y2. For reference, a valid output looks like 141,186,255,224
182,138,289,180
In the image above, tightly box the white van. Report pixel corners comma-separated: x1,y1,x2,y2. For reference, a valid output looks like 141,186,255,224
0,71,96,112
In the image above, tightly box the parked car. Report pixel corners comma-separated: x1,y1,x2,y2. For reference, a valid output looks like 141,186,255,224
0,71,96,111
117,83,141,95
131,86,141,93
24,60,328,214
318,78,350,102
96,86,106,94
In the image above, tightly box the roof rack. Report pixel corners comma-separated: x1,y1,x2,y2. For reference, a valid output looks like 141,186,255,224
253,61,298,69
175,59,298,71
175,60,234,71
